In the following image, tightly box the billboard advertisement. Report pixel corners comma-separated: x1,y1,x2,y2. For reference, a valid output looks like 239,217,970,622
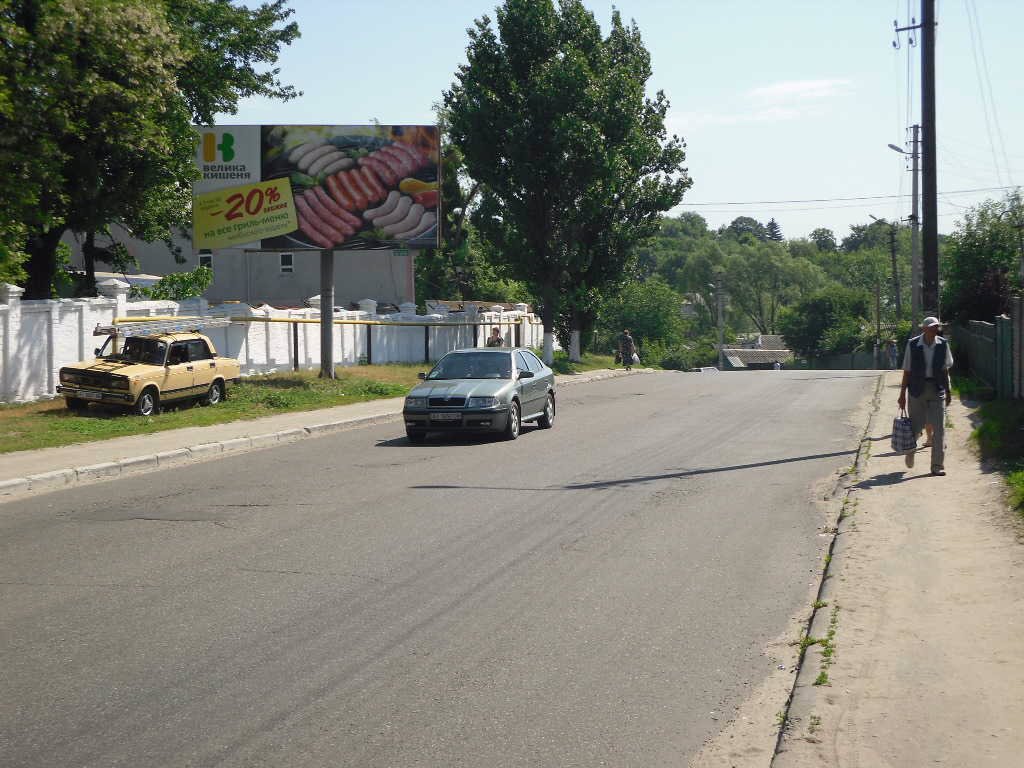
193,125,440,252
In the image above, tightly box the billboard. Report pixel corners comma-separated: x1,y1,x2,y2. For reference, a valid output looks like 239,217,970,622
193,125,440,251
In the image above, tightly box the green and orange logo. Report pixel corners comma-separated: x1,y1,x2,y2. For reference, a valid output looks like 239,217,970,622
202,132,235,162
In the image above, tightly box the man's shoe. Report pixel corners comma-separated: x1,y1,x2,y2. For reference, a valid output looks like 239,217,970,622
905,450,915,468
931,468,946,476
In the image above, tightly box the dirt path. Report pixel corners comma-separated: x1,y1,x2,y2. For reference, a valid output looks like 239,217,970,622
691,372,1024,767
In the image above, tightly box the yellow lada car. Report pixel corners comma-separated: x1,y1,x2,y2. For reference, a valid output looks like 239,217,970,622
57,325,241,416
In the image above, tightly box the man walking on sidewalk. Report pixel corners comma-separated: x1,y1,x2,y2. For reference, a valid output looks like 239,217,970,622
897,316,954,475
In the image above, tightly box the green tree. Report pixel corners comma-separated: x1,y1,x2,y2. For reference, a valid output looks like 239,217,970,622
445,0,688,362
765,217,783,241
140,265,213,301
6,0,196,299
721,240,825,334
941,192,1023,322
809,227,837,252
558,7,690,359
165,0,299,124
720,216,767,243
3,0,300,298
595,276,685,356
778,285,871,358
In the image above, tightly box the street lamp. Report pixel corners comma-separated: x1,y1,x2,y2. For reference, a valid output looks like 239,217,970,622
888,127,921,324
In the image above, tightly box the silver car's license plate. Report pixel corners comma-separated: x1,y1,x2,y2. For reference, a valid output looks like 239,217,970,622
430,412,462,421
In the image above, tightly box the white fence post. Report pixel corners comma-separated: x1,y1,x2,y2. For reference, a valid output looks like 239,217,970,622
1,283,24,402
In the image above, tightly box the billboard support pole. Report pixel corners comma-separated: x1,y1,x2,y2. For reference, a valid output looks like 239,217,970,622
319,249,335,379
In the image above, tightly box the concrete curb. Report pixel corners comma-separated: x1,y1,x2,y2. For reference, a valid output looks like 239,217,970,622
770,372,886,765
0,367,654,503
0,412,406,502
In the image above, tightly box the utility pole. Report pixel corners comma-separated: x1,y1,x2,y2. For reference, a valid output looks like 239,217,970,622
921,0,938,314
888,224,902,316
909,124,921,324
714,274,725,370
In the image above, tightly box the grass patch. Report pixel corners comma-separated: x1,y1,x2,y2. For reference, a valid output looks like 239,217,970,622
951,371,990,400
0,364,423,455
546,351,618,375
967,396,1024,512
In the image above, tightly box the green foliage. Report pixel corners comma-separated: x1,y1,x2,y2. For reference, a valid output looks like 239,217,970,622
2,0,301,298
809,227,837,252
164,0,301,123
445,0,690,340
140,266,213,301
778,285,871,358
720,216,767,243
414,132,529,306
941,192,1023,323
594,276,685,354
766,217,783,242
968,397,1024,514
721,240,825,334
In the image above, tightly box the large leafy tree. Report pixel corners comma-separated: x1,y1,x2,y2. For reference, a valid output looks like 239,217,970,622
778,285,872,358
721,240,825,334
2,0,299,299
557,7,690,359
445,0,688,362
941,192,1023,322
5,0,196,299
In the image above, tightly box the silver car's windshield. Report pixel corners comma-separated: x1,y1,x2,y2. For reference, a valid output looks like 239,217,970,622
427,352,512,380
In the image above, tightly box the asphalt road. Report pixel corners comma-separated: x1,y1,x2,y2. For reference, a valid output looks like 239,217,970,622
0,370,878,768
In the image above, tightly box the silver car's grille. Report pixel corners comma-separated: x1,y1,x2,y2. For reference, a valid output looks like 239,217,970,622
429,396,466,408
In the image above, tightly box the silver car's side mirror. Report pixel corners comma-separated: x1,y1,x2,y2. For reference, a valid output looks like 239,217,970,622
418,372,426,380
518,370,534,379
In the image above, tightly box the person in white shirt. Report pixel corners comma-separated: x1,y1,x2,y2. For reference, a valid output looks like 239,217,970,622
897,316,954,475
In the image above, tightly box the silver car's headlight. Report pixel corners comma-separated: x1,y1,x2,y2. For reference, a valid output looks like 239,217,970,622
467,396,499,408
405,397,427,408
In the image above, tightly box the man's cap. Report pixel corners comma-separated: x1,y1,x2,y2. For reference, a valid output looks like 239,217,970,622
921,316,942,328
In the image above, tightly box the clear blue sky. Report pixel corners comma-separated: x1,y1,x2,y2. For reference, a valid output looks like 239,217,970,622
223,0,1023,241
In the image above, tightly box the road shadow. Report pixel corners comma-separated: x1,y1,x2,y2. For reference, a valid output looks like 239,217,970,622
410,448,858,492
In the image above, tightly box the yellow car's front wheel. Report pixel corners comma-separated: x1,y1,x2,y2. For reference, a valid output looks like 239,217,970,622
134,388,160,417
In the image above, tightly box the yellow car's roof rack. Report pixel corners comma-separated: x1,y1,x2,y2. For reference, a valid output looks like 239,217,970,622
92,316,233,337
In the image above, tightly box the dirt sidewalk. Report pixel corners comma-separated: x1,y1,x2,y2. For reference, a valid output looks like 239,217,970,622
692,371,1024,766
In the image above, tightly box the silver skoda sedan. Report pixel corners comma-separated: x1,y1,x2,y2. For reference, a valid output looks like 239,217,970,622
402,348,556,442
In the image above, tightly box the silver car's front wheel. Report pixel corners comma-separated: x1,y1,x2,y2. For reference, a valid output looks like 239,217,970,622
503,400,520,440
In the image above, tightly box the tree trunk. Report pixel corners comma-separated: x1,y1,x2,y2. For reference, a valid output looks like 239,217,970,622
23,228,65,299
567,307,581,362
539,288,556,364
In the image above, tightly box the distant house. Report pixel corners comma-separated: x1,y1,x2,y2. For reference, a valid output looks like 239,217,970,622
61,226,418,309
719,334,794,370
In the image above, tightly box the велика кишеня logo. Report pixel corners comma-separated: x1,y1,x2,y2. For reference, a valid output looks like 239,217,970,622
202,131,235,162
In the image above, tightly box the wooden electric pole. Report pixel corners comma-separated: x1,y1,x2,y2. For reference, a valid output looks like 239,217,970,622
921,0,939,315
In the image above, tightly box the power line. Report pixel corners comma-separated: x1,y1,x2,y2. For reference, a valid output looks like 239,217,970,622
967,0,1014,186
681,185,1016,207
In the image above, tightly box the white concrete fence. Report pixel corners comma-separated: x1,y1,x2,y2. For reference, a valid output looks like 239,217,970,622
0,280,543,403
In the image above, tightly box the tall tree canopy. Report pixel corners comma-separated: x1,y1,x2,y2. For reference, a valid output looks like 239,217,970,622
941,192,1023,322
1,0,300,298
444,0,689,360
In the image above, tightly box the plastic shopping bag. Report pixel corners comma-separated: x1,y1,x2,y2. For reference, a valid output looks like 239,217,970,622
891,410,916,452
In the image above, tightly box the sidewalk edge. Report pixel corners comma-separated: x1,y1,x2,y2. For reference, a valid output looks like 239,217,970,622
770,371,886,765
